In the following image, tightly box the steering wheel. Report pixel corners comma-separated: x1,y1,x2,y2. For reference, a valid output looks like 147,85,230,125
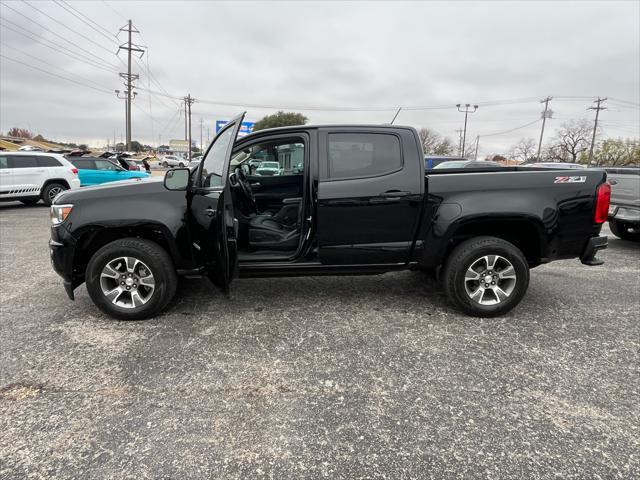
232,167,258,213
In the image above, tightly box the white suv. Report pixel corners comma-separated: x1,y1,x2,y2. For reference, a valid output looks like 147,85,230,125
0,152,81,205
159,155,186,168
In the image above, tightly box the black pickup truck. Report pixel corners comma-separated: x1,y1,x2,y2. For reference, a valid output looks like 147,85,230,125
50,114,610,319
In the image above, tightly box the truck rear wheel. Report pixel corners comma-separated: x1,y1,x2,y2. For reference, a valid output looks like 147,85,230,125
609,219,640,242
442,236,529,317
85,238,177,320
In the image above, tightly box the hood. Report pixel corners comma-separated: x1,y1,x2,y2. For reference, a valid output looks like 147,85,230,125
55,176,165,204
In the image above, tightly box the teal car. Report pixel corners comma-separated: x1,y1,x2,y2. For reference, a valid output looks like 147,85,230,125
70,158,149,186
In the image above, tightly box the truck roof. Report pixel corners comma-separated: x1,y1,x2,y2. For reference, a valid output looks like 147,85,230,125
244,124,416,135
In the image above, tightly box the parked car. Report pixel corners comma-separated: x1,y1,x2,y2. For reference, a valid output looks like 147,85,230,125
50,115,610,320
425,155,465,169
69,158,149,186
433,160,502,169
606,167,640,241
526,162,586,169
159,155,187,168
18,145,42,152
0,151,80,205
255,161,281,176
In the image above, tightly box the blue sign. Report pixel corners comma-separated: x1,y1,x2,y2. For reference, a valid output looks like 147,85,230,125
215,120,255,137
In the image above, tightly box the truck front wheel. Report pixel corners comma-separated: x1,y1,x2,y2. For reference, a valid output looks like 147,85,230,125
442,236,529,317
85,238,177,320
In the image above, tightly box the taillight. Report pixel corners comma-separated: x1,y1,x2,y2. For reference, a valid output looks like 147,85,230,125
71,168,78,175
594,182,611,224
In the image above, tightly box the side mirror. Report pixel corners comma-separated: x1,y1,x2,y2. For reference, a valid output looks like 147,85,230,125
164,168,190,191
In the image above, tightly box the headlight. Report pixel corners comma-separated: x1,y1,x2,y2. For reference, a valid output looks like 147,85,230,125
50,204,73,226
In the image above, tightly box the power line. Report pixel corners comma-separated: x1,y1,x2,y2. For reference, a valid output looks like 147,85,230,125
1,44,114,92
0,19,118,73
23,0,117,55
102,0,127,21
53,0,120,46
480,119,541,137
0,54,113,95
0,1,119,69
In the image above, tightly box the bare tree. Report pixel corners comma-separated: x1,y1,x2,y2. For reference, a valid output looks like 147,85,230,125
546,120,591,162
418,128,455,156
510,137,537,162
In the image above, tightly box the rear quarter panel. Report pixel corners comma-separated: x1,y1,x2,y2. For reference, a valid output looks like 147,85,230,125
418,169,607,267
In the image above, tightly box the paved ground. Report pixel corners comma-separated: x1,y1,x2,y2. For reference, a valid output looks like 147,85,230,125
1,202,638,479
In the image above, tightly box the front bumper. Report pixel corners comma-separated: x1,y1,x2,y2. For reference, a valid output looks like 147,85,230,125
49,226,77,300
580,235,608,266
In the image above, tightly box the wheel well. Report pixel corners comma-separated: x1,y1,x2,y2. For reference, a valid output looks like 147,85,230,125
73,227,172,280
42,178,70,193
447,220,543,266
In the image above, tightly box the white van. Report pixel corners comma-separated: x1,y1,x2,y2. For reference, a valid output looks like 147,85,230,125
0,152,81,205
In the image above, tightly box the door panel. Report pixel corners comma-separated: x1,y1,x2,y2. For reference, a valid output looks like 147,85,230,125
316,129,424,265
246,174,304,210
189,113,245,292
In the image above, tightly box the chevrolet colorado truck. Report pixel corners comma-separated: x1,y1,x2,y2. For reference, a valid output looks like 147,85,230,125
50,114,610,320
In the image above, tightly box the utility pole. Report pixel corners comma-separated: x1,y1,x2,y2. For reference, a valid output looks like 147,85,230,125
474,135,480,160
457,103,478,158
536,96,553,161
588,97,607,165
199,117,203,152
183,99,188,141
117,20,144,151
455,129,463,157
184,94,195,161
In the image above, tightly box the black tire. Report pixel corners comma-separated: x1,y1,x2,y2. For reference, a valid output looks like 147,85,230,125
20,197,40,206
178,162,185,168
85,238,177,320
442,236,530,317
609,219,640,242
162,161,169,168
42,183,68,206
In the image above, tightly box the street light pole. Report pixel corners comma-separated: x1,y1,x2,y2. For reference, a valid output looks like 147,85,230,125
457,103,478,158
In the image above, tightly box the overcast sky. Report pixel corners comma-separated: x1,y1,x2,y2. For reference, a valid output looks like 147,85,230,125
1,0,639,156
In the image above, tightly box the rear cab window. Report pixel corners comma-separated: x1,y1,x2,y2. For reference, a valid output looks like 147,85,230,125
327,133,402,180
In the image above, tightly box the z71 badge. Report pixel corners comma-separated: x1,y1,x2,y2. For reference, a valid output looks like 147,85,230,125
554,176,587,184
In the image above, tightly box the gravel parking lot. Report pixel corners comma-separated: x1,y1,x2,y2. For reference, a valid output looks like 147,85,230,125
1,202,638,479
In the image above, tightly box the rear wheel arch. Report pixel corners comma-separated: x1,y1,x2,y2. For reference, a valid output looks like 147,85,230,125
444,218,545,267
41,178,71,191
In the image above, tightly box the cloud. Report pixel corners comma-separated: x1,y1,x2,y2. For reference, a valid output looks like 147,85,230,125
1,0,638,154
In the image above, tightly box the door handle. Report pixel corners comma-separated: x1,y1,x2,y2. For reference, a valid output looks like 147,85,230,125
204,208,216,217
250,182,261,187
380,191,411,197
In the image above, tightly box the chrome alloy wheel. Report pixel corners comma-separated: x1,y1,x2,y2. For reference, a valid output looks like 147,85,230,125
99,256,155,309
48,186,63,201
464,255,517,306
